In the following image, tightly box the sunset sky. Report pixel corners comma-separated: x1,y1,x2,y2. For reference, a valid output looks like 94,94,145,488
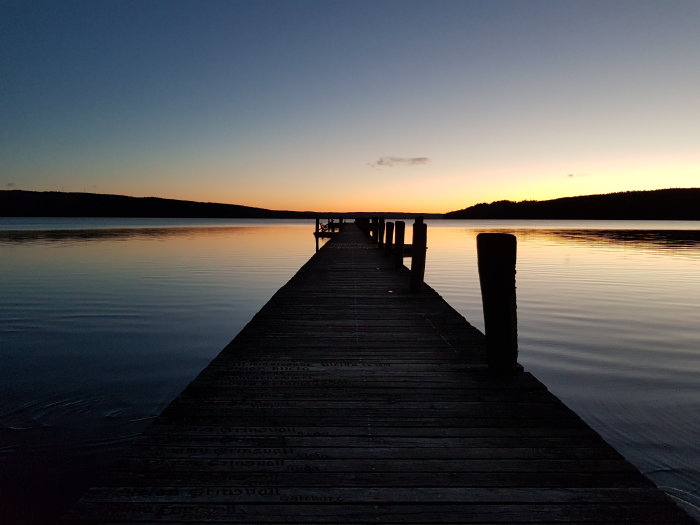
2,0,699,212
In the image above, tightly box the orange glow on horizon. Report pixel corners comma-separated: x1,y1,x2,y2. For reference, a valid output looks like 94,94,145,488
34,157,699,214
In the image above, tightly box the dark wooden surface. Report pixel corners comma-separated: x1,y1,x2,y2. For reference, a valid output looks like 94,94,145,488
63,224,695,524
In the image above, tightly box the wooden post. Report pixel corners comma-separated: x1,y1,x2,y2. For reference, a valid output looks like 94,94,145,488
393,221,405,269
410,217,427,291
384,222,394,257
377,218,385,248
356,218,370,236
477,233,519,374
315,218,320,235
371,217,378,242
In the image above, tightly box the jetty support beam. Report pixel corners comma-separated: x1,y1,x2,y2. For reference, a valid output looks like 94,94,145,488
384,222,394,257
477,233,520,374
410,217,427,291
393,221,405,269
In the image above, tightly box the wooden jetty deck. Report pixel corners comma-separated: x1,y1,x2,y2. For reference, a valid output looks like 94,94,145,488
64,222,695,524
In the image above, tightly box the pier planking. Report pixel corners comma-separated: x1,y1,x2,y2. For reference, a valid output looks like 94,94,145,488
63,223,695,524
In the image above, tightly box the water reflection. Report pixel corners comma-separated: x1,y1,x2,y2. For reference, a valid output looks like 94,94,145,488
549,229,700,251
0,225,305,244
0,221,319,524
0,227,204,243
1,219,699,522
427,227,700,257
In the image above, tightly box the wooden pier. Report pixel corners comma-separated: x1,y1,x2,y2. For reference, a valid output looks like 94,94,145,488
64,221,695,524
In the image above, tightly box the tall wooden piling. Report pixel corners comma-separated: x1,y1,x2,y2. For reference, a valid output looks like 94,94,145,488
377,218,385,248
384,222,394,257
477,233,519,374
393,220,405,269
355,218,370,236
410,217,427,291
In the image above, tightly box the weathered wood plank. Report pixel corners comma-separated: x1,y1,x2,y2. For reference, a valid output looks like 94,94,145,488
110,458,642,474
123,446,621,460
135,435,608,448
142,424,604,438
64,502,689,523
101,470,656,489
81,486,669,504
149,416,599,428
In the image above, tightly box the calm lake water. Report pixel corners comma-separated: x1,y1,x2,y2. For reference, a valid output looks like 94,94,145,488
1,218,698,523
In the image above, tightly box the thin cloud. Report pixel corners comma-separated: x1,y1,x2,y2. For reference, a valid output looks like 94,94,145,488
6,182,16,188
371,156,429,168
566,173,587,178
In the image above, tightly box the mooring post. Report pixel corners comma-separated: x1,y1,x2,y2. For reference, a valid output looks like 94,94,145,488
315,218,320,235
393,221,405,269
384,222,394,257
356,218,369,236
477,233,519,374
410,217,427,291
377,218,385,248
371,217,379,242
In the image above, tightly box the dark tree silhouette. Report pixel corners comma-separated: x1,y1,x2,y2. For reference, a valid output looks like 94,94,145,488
445,189,700,220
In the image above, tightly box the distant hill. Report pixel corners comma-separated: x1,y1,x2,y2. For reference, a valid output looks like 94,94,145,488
445,189,700,220
0,190,316,218
0,190,443,219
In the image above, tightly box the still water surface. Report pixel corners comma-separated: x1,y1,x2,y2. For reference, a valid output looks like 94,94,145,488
1,218,698,523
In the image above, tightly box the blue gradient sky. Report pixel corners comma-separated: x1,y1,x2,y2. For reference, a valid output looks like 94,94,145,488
2,0,699,212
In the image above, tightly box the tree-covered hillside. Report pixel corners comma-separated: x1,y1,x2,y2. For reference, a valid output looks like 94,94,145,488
445,189,700,220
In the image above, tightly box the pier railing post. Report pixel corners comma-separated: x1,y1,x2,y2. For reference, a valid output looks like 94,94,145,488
410,217,427,291
393,221,405,269
384,222,394,257
356,218,370,236
477,233,519,374
371,217,379,243
377,218,385,248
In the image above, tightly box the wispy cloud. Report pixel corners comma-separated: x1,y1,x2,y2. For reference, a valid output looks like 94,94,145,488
370,156,429,168
6,182,16,188
566,173,587,178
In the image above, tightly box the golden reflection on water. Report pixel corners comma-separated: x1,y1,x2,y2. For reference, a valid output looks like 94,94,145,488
543,229,700,252
421,224,700,267
0,225,321,267
0,224,311,245
4,220,698,254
